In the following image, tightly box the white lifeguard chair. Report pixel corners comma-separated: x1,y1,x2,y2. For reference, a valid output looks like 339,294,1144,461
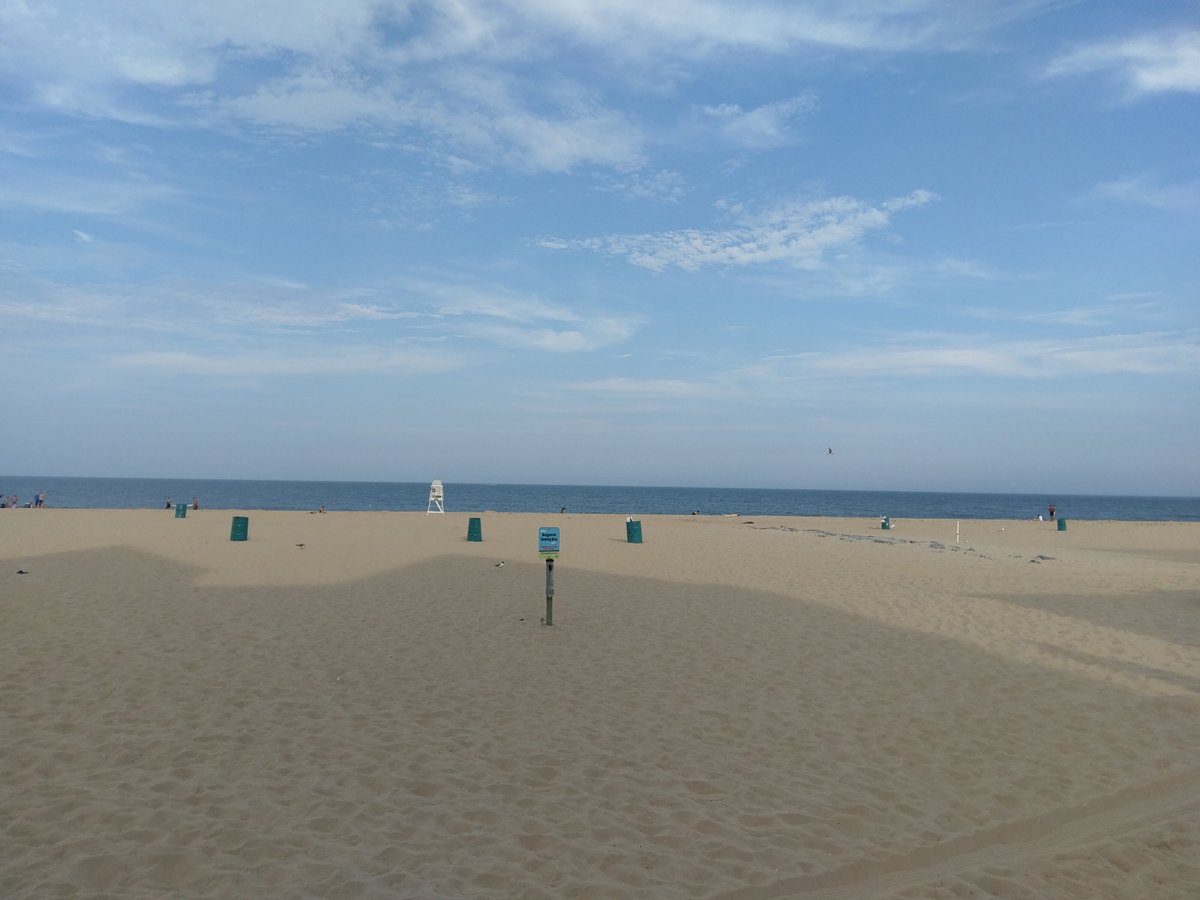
427,480,445,514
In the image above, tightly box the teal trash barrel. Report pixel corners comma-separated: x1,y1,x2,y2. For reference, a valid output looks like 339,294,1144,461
467,516,482,542
1057,518,1067,531
174,503,187,519
880,516,891,530
230,516,249,541
626,520,643,544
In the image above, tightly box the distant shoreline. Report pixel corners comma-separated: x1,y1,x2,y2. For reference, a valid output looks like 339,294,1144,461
7,506,1197,526
2,476,1197,521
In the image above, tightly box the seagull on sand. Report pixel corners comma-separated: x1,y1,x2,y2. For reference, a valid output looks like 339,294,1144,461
495,561,505,569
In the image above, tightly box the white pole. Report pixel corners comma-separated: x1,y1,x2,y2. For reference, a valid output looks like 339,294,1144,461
956,521,960,544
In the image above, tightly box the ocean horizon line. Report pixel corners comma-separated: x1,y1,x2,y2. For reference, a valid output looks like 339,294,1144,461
4,474,1196,501
3,475,1198,522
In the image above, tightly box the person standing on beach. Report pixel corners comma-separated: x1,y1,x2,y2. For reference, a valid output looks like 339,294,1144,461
165,497,173,509
192,497,199,510
1048,503,1056,520
35,490,46,508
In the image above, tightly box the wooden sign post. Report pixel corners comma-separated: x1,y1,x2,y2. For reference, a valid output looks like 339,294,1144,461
539,526,560,626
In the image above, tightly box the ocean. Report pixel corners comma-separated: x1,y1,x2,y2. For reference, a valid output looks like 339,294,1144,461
1,476,1198,521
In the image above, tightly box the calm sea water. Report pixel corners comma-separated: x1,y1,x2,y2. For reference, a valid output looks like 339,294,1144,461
2,476,1198,521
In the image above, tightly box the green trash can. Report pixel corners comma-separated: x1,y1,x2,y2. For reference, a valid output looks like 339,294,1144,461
230,516,249,542
626,519,642,544
174,503,187,519
880,516,891,530
467,516,482,542
1057,518,1067,531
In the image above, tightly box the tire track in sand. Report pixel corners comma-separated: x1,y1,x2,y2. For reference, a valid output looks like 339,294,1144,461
712,767,1200,899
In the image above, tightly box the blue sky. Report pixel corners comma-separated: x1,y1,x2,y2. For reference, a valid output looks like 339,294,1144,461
2,1,1197,494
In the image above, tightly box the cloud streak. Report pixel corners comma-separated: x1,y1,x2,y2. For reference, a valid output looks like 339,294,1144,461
111,347,461,377
431,283,641,351
574,376,733,400
542,190,937,271
3,273,639,357
1046,30,1200,96
779,332,1200,379
576,331,1200,405
1084,172,1200,213
701,94,817,149
0,172,177,217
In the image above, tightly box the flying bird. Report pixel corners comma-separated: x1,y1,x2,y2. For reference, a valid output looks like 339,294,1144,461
827,447,833,455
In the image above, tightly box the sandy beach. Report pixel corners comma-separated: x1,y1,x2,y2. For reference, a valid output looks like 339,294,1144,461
3,509,1198,898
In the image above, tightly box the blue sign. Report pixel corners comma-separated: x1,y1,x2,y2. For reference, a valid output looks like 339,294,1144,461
538,526,560,557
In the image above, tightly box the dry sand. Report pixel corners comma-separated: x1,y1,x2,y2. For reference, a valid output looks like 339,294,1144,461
2,509,1198,899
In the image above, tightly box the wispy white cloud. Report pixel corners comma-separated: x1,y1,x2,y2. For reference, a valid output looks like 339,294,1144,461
209,299,421,329
514,0,1058,56
18,281,420,333
776,332,1200,378
430,283,641,351
1046,29,1200,96
3,275,637,356
466,318,638,353
542,189,937,271
0,124,44,158
431,285,587,323
0,172,176,217
206,69,648,172
494,105,645,172
573,376,732,400
0,1,1064,174
931,257,997,279
0,285,130,329
213,73,404,132
110,347,460,377
967,302,1161,328
563,330,1200,411
1084,172,1200,213
9,274,639,373
700,94,817,149
601,169,687,203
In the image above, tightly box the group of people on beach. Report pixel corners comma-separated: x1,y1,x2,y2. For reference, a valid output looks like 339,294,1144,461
164,497,200,510
2,490,46,509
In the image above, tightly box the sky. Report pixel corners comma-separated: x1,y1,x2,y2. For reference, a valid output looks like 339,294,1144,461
1,1,1197,495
